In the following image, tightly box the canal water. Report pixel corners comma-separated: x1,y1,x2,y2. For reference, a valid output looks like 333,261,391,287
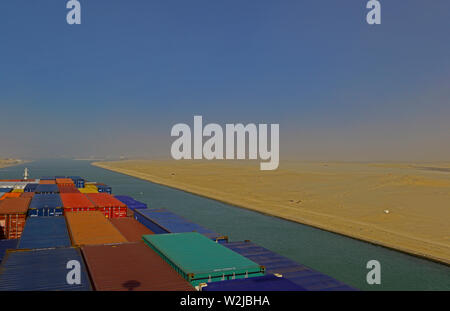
1,159,449,290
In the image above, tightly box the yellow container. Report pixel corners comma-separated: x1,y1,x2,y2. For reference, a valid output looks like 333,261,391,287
12,189,24,193
79,185,98,194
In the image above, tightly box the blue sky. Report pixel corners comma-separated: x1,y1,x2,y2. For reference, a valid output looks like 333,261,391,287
0,1,449,161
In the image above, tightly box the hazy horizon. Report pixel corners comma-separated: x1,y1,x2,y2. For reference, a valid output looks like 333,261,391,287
1,1,449,162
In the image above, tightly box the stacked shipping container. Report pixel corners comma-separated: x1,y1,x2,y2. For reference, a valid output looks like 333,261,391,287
0,193,21,200
65,211,127,246
0,239,18,263
143,232,265,286
28,193,63,217
69,176,85,188
0,175,355,291
35,184,59,194
134,208,228,243
60,193,96,212
0,247,92,291
0,198,30,239
224,241,355,291
78,184,98,194
110,217,154,242
114,195,147,216
18,217,71,249
86,193,127,218
81,242,194,291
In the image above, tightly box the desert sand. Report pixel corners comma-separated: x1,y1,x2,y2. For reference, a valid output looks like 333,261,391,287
93,160,450,264
0,159,24,169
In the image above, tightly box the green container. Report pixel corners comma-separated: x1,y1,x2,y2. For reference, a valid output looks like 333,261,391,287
142,232,265,286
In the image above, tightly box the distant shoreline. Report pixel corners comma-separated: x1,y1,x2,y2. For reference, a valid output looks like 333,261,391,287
92,161,450,266
0,159,29,170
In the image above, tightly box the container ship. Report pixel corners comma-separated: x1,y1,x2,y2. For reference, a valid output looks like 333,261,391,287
0,172,354,291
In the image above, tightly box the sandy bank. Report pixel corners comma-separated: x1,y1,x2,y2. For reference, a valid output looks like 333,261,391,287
0,159,26,169
92,160,450,265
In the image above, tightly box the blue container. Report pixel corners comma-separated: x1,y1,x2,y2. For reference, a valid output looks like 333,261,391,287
134,208,228,243
224,241,355,291
28,193,63,217
18,217,71,249
114,195,147,210
54,176,66,179
0,188,12,193
201,274,305,291
0,239,18,263
96,185,112,194
24,183,38,192
68,176,85,188
35,184,59,194
0,247,92,291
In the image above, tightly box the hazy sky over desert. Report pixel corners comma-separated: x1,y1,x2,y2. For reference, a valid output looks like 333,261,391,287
0,1,449,161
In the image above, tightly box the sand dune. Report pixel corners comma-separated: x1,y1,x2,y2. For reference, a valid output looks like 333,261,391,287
93,160,450,264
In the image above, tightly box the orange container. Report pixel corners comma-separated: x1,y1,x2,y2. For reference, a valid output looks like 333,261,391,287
55,178,75,186
39,180,56,184
61,193,96,212
0,193,21,200
65,211,127,246
86,193,127,219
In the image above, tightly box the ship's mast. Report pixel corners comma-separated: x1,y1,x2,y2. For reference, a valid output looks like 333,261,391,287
23,167,29,180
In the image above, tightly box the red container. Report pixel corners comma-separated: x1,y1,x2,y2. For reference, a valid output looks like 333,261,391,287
86,193,127,219
81,242,194,291
58,184,80,193
0,198,31,239
110,217,154,242
60,193,96,213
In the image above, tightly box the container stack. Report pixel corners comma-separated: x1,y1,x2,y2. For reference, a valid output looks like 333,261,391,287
17,217,71,249
35,184,59,194
28,193,63,217
0,192,21,200
85,193,127,218
68,176,85,188
78,184,98,194
65,211,127,246
224,241,355,291
60,193,96,212
94,183,112,194
142,232,265,286
0,248,92,291
114,195,147,216
57,178,80,194
81,242,193,291
24,183,38,193
0,198,31,239
109,217,154,242
0,239,18,263
134,208,228,243
0,174,354,291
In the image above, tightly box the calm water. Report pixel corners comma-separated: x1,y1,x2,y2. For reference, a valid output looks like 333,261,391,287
1,159,449,290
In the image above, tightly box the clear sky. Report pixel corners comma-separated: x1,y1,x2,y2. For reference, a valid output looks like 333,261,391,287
0,1,449,161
